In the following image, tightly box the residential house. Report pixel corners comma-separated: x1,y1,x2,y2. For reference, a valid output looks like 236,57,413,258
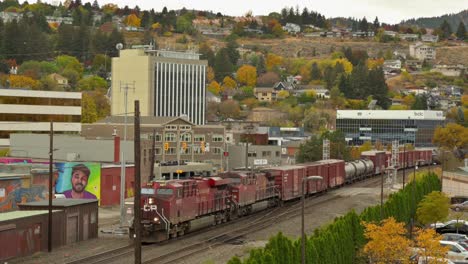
254,87,277,102
274,81,296,90
352,31,375,37
431,65,465,77
283,23,301,34
45,16,73,25
304,32,323,38
0,11,21,23
421,34,439,43
383,31,398,37
383,60,402,69
206,91,221,103
406,60,423,70
399,34,419,41
409,42,436,60
48,73,69,88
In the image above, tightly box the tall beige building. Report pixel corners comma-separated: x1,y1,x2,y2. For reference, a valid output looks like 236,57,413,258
111,48,208,125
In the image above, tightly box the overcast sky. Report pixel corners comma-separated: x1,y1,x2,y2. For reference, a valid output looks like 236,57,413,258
43,0,466,24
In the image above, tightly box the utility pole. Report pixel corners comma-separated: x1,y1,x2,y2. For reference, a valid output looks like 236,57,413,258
150,129,156,181
119,81,135,229
402,144,406,188
48,121,53,252
134,100,142,264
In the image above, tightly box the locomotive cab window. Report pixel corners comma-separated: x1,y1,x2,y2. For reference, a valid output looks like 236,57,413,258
156,189,174,196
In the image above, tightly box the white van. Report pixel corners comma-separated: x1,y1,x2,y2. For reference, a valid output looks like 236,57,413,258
440,240,468,262
418,256,454,264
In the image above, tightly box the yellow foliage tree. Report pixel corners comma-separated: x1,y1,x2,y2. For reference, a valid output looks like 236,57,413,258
277,90,290,99
350,147,361,160
462,95,468,107
266,53,283,71
433,123,468,151
334,58,353,73
414,228,448,263
222,76,237,91
359,141,373,154
236,65,257,87
241,98,259,109
207,81,221,95
9,75,40,89
207,67,215,83
367,58,385,70
124,14,141,27
363,217,412,264
403,94,415,107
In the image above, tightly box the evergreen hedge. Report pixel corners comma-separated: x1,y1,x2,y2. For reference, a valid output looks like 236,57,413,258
228,172,441,264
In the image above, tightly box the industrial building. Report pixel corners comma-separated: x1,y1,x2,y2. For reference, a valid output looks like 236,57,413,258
336,110,445,147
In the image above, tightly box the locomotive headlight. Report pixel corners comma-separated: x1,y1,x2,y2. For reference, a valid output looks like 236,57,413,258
153,217,159,222
148,197,155,204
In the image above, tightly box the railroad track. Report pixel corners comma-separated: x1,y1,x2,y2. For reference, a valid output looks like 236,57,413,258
64,244,134,264
66,166,429,264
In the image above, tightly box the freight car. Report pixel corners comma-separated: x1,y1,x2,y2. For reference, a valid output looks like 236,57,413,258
132,148,434,242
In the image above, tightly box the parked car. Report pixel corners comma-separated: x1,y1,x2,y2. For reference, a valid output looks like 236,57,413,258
451,201,468,212
440,240,468,262
442,233,468,244
436,221,468,235
432,220,468,229
417,256,455,264
451,196,468,205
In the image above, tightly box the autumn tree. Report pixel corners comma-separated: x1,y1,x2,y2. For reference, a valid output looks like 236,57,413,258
218,100,240,119
265,53,283,71
362,217,412,264
81,92,98,123
124,14,141,27
257,71,280,86
236,65,257,87
433,123,468,153
416,191,450,226
7,75,40,89
207,80,221,95
77,75,107,91
222,76,237,91
414,228,448,263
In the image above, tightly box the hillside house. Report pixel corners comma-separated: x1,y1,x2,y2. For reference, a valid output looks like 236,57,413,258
254,87,277,102
206,91,221,103
409,42,436,60
399,34,419,41
383,60,402,69
384,31,398,37
283,23,301,34
45,16,73,25
0,11,22,23
421,34,439,43
274,81,296,90
48,73,69,88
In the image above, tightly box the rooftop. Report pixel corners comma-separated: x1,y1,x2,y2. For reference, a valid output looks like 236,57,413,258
20,199,98,207
0,210,61,222
337,110,445,121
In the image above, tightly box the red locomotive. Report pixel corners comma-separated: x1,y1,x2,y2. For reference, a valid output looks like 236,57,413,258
131,148,433,242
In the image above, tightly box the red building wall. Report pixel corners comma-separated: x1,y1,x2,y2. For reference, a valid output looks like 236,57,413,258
100,166,135,207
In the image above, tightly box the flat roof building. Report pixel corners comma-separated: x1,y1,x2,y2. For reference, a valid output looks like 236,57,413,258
111,48,208,125
0,88,81,146
336,110,445,147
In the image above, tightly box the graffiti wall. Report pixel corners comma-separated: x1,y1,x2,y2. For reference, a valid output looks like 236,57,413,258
0,178,47,212
55,163,100,201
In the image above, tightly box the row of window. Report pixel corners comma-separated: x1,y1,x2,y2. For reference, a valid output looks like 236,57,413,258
149,133,224,142
247,151,281,158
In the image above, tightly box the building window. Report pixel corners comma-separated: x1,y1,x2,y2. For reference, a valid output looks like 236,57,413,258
262,93,267,96
149,134,162,142
248,152,257,157
165,132,176,142
165,125,177,130
213,147,222,154
180,133,192,142
193,146,203,154
212,135,223,142
262,151,271,157
180,147,192,155
166,147,176,155
179,125,191,130
194,135,205,142
155,148,161,155
276,151,280,157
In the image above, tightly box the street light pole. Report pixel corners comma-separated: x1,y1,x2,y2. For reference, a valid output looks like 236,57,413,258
302,176,323,264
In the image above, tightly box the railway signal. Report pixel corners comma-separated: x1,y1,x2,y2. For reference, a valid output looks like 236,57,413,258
182,142,187,150
201,141,205,152
164,142,169,151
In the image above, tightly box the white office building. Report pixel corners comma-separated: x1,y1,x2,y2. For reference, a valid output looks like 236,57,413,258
112,48,208,125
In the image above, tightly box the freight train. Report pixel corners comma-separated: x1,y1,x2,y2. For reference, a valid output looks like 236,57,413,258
130,148,433,242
